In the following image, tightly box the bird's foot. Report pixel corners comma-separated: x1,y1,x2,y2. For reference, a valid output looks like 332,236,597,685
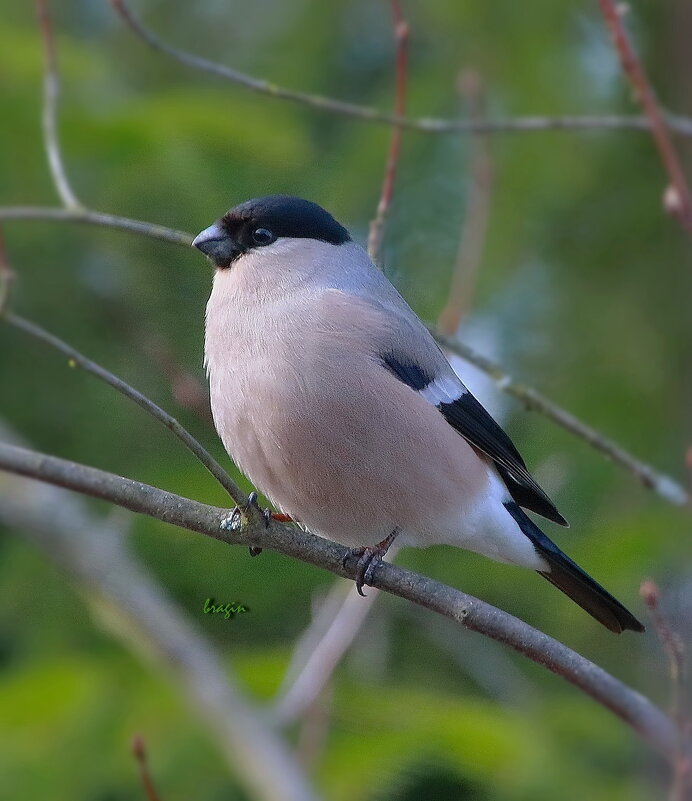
220,492,275,556
220,491,267,531
343,528,399,597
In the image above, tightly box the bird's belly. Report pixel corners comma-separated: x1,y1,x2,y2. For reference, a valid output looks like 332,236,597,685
209,355,489,549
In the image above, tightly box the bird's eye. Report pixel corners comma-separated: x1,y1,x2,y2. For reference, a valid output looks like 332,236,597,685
252,228,275,246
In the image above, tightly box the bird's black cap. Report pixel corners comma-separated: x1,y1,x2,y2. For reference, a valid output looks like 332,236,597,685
193,195,351,268
221,195,351,246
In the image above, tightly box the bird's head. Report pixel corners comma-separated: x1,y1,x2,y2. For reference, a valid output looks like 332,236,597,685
192,195,351,271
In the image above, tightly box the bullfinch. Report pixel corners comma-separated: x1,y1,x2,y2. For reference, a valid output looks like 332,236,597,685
193,195,643,634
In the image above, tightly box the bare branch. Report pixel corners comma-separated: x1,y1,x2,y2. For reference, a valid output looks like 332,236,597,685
294,691,332,769
4,313,246,509
0,228,15,317
408,606,537,703
275,548,399,725
437,70,494,334
599,0,692,233
141,333,212,423
641,582,687,718
367,0,409,263
0,206,192,245
0,440,679,761
131,736,164,801
641,581,692,801
108,0,692,139
35,0,82,210
432,328,690,507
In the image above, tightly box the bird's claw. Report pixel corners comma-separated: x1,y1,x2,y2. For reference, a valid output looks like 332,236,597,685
349,547,381,596
245,492,270,555
246,491,272,527
343,528,399,596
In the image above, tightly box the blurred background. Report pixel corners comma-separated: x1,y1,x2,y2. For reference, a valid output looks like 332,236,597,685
1,1,691,799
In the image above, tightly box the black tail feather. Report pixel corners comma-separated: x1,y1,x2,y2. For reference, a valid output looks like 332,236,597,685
504,502,644,634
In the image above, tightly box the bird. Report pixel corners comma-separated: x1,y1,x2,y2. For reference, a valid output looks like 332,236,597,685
193,194,643,634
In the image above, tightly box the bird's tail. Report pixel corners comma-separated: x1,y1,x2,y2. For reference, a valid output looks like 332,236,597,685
505,502,644,634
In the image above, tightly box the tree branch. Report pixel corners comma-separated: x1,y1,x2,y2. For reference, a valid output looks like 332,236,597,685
599,0,692,232
437,70,494,334
432,328,690,507
641,580,691,801
274,550,398,725
0,227,15,317
3,313,247,509
367,0,409,263
0,206,192,245
108,0,692,139
131,736,164,801
140,332,213,424
35,0,82,210
0,440,678,761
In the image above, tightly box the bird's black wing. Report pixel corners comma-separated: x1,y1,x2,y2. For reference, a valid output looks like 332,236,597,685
437,390,567,526
381,349,568,526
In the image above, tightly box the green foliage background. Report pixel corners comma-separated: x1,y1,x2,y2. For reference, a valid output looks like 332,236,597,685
1,1,690,798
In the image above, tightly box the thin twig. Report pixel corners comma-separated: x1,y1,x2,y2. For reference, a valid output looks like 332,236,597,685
294,689,332,769
35,0,82,210
108,0,692,139
0,228,15,317
0,440,678,761
131,736,164,801
641,581,691,801
0,206,192,245
274,583,379,725
367,0,409,263
3,313,247,508
141,333,213,422
641,582,687,721
408,606,536,703
432,328,690,507
599,0,692,232
275,546,400,725
437,69,494,334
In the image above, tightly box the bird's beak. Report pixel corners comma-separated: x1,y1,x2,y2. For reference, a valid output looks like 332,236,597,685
192,222,226,255
192,222,241,267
